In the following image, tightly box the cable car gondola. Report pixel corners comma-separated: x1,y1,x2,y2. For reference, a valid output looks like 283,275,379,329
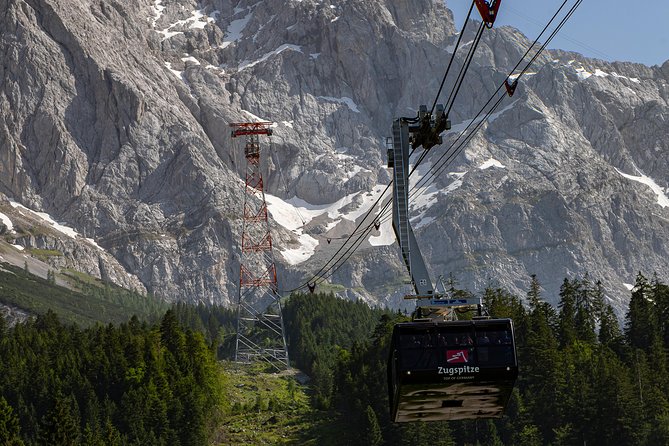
386,114,518,422
388,318,518,422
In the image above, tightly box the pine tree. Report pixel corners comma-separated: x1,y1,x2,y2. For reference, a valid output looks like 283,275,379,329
651,274,669,348
160,309,186,358
81,423,105,446
522,275,563,442
37,394,80,446
101,417,123,446
444,273,475,300
574,274,598,343
363,405,383,446
598,304,622,349
473,420,503,446
624,272,658,351
527,274,542,312
557,278,577,347
483,286,525,320
648,409,669,446
517,424,543,446
0,397,24,445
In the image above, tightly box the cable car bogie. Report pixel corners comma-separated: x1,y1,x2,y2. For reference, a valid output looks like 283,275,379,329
475,0,501,28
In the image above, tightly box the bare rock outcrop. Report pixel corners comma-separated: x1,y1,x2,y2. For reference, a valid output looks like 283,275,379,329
1,0,667,313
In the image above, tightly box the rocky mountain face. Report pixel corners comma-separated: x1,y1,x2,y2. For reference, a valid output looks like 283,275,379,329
1,0,668,314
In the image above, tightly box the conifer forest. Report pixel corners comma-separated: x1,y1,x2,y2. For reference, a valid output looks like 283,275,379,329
1,272,668,445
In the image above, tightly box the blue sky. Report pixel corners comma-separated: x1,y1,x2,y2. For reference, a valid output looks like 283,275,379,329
446,0,669,67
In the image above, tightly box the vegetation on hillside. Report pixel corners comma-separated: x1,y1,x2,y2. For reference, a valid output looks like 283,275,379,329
286,273,669,445
282,292,389,409
0,309,224,445
1,268,668,445
211,364,326,445
0,262,168,326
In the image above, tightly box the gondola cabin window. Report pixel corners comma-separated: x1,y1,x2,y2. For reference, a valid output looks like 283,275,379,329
397,326,514,372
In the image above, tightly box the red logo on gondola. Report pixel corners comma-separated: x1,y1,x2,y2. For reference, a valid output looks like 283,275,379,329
446,349,469,363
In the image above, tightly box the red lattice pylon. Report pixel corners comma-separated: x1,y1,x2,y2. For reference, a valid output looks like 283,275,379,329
230,121,289,370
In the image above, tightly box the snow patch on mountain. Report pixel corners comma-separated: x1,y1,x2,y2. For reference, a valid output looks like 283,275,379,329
150,0,165,27
181,55,200,65
9,202,103,250
187,9,216,29
509,72,536,81
615,168,669,208
222,12,252,48
155,8,217,40
611,72,640,83
266,185,389,264
238,44,303,71
368,218,394,246
238,110,271,123
479,158,505,169
165,62,185,81
568,61,641,83
316,96,360,113
0,212,13,232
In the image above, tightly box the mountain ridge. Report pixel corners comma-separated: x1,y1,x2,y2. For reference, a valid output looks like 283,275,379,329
1,0,667,313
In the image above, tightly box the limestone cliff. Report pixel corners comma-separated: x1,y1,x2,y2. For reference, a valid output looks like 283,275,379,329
1,0,667,313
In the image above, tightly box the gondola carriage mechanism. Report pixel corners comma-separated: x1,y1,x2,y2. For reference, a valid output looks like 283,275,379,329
386,102,518,422
388,69,518,422
381,0,523,423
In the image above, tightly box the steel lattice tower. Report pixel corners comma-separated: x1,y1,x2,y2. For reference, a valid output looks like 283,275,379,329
230,122,289,370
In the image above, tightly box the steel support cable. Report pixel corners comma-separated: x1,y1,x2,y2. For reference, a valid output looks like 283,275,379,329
424,95,507,189
430,0,477,115
400,22,486,199
325,0,582,261
408,0,577,196
423,0,581,188
425,0,582,189
283,0,581,294
285,196,391,292
507,0,573,76
369,4,484,197
284,182,394,293
406,4,483,169
374,0,582,226
313,225,382,241
294,196,394,243
303,22,502,287
409,93,504,199
310,185,395,241
444,22,486,118
310,201,391,286
406,20,487,183
518,0,582,77
311,210,384,285
318,0,584,288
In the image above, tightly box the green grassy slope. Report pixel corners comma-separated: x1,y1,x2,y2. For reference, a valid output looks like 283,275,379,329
214,363,336,446
0,261,168,325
